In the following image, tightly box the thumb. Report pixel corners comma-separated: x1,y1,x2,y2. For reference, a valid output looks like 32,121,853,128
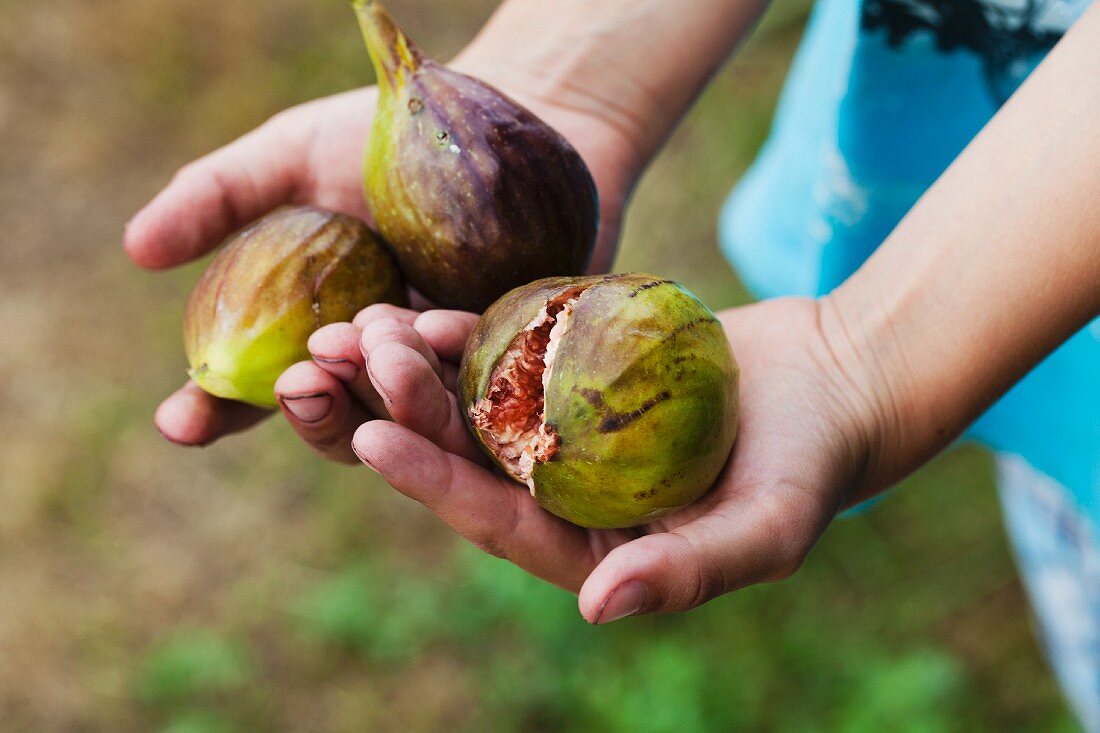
578,485,827,623
123,112,309,270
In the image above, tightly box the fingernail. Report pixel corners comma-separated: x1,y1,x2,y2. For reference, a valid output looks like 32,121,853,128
314,356,359,382
280,393,332,424
593,580,648,625
351,442,380,474
365,364,392,406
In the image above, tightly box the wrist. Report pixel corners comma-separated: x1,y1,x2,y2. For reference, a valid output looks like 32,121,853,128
819,264,995,499
814,291,917,499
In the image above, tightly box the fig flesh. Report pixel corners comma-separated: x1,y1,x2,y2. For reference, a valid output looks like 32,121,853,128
351,0,598,312
459,275,739,529
184,206,406,408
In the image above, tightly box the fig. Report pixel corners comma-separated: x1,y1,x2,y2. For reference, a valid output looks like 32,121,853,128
350,0,599,312
458,274,739,529
184,206,406,408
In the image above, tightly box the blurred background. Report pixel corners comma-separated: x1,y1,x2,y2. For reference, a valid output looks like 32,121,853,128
0,0,1080,730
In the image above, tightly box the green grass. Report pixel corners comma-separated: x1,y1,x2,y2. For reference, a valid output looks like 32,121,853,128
0,0,1077,730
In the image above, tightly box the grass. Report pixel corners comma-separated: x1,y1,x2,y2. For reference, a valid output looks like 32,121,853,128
0,0,1076,730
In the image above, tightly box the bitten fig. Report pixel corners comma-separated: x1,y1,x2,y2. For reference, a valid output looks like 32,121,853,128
184,206,406,408
351,0,598,312
458,274,739,529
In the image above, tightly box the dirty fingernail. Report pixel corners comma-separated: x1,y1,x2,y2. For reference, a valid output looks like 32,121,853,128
351,442,380,474
365,364,392,406
314,357,359,382
593,580,649,625
280,393,332,424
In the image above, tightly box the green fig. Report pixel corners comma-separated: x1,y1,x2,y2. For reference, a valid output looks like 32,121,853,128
458,274,739,529
184,206,406,408
351,0,598,312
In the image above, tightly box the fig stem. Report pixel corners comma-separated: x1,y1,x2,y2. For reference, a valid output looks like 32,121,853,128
351,0,422,91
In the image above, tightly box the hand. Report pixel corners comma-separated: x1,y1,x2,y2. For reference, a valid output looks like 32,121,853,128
127,79,638,448
335,297,886,622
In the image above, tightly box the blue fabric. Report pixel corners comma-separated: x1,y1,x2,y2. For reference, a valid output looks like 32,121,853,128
720,0,1100,524
997,454,1100,732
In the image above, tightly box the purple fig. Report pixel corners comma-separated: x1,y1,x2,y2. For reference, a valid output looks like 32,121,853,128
351,0,598,312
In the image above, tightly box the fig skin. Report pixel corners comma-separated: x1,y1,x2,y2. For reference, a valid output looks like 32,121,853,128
351,0,598,312
184,206,406,408
459,274,740,529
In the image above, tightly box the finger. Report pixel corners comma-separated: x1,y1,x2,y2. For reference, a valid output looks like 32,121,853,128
413,310,481,363
352,420,595,591
360,312,464,391
124,115,306,269
275,361,369,464
308,322,390,418
360,318,444,379
441,362,460,393
352,303,419,330
364,341,483,464
577,485,827,623
155,382,270,447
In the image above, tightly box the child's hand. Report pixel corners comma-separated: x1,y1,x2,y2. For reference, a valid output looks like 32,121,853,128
323,297,887,622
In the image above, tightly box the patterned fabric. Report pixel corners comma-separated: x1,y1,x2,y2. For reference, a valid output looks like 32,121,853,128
719,0,1100,723
999,455,1100,732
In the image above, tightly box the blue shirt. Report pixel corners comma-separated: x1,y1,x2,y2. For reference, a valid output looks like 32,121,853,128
721,0,1099,522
